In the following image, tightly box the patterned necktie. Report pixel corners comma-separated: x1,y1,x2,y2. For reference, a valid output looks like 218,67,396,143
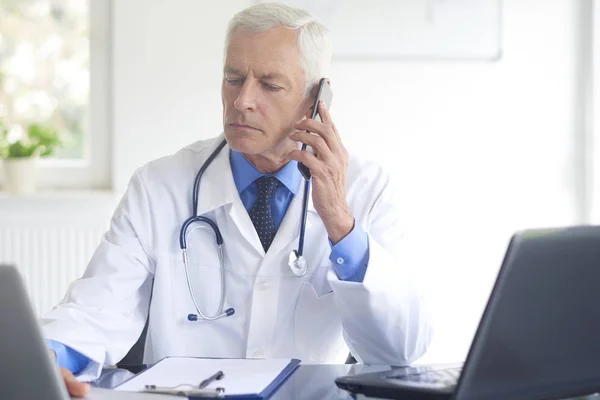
249,176,280,252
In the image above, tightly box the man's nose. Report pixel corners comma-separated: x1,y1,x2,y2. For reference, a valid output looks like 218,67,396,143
233,80,258,111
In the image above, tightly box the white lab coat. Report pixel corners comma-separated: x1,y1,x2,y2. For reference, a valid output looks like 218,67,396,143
42,135,432,380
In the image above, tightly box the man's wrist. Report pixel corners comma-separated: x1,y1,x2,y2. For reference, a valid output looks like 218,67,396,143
323,208,354,244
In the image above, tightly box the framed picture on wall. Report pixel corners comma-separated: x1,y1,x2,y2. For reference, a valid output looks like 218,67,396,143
256,0,502,61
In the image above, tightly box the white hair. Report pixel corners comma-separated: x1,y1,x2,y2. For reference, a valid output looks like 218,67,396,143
224,2,332,97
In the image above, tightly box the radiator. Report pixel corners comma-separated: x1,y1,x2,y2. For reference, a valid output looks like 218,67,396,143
0,223,107,316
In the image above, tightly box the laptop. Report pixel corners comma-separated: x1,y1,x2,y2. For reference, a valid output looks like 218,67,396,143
335,226,600,400
0,264,176,399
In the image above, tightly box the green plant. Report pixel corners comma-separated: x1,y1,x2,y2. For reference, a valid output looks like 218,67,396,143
0,119,7,158
0,118,62,159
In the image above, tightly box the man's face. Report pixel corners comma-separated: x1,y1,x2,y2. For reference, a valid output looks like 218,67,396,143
222,27,311,157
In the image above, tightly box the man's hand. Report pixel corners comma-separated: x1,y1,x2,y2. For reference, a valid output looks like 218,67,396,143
288,100,354,244
49,349,90,397
60,367,90,397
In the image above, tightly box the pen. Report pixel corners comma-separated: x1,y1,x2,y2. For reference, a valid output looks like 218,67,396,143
144,384,225,397
199,370,225,389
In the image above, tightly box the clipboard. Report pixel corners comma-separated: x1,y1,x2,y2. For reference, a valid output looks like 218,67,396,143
114,357,301,399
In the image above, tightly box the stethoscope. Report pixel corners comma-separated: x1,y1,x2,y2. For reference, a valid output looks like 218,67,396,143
181,139,310,322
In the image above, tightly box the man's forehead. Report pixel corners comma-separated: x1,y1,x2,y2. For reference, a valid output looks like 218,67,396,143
225,28,302,75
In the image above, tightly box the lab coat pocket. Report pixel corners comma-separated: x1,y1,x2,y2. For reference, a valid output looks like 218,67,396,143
159,252,224,324
294,266,344,363
153,254,241,358
306,262,333,297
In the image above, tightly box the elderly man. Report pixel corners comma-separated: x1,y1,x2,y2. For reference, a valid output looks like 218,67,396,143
44,3,432,397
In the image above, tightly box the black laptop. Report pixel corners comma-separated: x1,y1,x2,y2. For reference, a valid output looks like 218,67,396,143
335,226,600,400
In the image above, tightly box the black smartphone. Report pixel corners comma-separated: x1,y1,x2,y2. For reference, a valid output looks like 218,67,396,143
297,77,334,180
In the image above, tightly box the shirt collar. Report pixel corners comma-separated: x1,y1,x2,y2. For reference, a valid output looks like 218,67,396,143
230,149,302,195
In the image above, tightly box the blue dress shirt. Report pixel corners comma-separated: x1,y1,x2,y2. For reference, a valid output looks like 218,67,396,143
47,340,90,375
49,149,370,374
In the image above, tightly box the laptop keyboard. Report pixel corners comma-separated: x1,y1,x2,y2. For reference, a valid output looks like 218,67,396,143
388,367,462,386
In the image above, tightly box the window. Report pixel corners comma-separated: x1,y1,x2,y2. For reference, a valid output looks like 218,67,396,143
0,0,110,190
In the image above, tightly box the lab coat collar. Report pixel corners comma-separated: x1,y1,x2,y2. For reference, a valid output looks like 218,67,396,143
196,134,317,216
195,134,318,257
195,134,237,216
196,135,266,255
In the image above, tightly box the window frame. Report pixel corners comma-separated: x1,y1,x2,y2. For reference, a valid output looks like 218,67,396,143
0,0,112,191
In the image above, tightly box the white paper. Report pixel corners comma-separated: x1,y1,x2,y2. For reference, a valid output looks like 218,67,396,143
114,358,294,396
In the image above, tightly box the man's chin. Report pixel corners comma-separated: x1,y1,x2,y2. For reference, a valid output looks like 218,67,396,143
224,131,262,154
224,129,294,156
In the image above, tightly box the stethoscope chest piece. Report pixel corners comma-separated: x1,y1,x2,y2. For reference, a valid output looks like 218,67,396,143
288,250,308,277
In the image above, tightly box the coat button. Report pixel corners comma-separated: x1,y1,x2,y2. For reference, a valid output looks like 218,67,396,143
256,280,270,291
336,257,345,265
252,349,264,358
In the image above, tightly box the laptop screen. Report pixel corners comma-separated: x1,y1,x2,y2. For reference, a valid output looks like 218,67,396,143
456,227,600,400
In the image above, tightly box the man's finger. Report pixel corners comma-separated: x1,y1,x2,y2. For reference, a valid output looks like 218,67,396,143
294,119,340,153
288,149,321,171
317,101,342,143
290,131,331,160
60,368,90,398
317,100,334,126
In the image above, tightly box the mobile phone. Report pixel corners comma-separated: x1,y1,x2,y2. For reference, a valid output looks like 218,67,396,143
297,77,333,180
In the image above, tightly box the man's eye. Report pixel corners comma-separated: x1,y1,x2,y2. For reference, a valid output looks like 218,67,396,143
226,78,243,85
262,83,282,91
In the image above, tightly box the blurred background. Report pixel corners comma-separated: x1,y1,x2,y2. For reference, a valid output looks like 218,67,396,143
0,0,597,365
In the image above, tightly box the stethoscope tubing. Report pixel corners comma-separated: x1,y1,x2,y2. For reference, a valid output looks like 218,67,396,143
181,138,309,321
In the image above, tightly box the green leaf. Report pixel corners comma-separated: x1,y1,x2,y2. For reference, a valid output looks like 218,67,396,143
8,140,37,158
0,122,63,159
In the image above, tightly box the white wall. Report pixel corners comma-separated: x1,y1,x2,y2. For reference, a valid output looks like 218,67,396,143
111,0,586,363
332,0,585,363
112,1,236,191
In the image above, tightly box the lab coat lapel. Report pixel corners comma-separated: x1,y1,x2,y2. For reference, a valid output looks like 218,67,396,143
266,179,318,261
228,195,265,256
196,136,264,256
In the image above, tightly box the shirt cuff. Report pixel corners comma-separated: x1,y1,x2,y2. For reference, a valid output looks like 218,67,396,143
329,221,370,282
47,339,91,375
